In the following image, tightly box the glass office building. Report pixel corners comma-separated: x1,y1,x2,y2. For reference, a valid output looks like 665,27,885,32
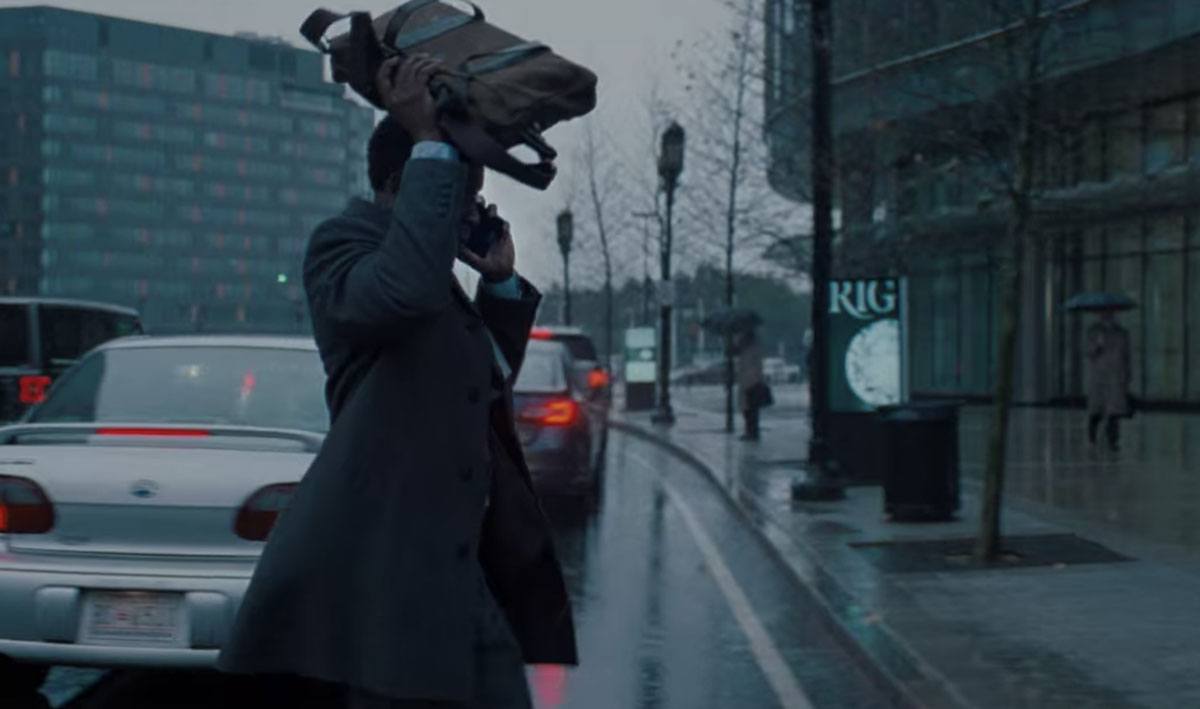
764,0,1200,406
0,7,375,333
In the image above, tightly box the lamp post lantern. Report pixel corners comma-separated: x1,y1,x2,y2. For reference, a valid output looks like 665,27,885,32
653,121,685,426
557,208,574,326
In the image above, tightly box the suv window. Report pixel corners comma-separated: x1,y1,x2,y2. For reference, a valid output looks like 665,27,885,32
0,304,31,368
557,335,598,362
39,305,140,368
514,348,568,394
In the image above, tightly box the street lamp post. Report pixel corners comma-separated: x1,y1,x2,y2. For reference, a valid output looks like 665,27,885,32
792,0,845,501
557,209,574,326
653,121,685,426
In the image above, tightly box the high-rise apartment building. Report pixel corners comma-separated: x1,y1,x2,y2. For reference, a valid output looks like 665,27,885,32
0,6,376,333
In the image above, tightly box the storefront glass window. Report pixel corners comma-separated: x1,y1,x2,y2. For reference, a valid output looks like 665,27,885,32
1144,217,1185,398
1188,216,1200,401
931,263,960,390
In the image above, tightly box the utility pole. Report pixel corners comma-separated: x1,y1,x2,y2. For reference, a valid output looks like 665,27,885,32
793,0,844,500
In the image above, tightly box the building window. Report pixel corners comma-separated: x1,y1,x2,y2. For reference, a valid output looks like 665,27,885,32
43,50,98,81
9,50,21,78
112,59,195,94
1144,101,1185,174
1188,96,1200,165
1105,110,1141,179
43,168,95,188
43,113,98,135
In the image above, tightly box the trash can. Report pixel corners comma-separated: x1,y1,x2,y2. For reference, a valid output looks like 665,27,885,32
876,401,961,521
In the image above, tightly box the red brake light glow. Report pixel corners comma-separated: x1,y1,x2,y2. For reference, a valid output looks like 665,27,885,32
520,399,580,427
530,328,553,340
235,483,296,541
17,375,51,405
0,475,55,534
95,427,212,437
587,368,610,389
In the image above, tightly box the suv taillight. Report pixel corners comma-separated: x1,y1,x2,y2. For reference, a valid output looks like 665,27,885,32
18,376,51,405
519,399,581,427
234,483,296,541
0,476,55,534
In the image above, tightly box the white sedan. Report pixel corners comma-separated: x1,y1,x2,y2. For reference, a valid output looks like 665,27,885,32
0,335,327,692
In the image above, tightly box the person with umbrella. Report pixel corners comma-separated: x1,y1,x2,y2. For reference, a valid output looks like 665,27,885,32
703,308,770,441
1068,293,1135,451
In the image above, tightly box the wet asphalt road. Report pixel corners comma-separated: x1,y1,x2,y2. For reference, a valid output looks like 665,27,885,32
19,430,892,709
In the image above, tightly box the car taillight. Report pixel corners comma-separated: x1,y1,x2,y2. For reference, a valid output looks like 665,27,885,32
519,399,580,427
0,476,55,534
18,376,51,405
234,483,296,541
587,368,610,389
530,328,553,340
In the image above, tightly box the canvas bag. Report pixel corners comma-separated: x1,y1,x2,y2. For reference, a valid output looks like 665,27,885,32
301,0,598,190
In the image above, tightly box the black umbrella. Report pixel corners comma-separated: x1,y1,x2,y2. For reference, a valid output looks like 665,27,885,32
701,307,762,335
1064,292,1137,313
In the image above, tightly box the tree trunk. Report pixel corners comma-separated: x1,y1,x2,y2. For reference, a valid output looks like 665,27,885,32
976,0,1044,562
721,7,751,435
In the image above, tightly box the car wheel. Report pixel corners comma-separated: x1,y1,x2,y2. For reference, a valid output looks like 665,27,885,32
0,656,49,694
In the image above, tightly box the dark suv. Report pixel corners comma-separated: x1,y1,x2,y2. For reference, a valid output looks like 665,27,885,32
0,298,143,423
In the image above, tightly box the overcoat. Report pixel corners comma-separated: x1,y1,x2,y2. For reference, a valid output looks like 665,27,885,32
1086,320,1132,418
736,338,765,411
216,157,577,702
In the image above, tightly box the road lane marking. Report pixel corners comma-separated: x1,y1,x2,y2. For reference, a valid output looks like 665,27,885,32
627,449,816,709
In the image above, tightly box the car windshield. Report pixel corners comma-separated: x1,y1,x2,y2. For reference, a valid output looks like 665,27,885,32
29,345,328,433
514,347,567,394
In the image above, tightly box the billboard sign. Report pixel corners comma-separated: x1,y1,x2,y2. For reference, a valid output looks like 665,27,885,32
827,277,903,412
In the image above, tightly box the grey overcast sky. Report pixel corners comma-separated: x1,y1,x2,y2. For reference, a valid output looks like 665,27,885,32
2,0,734,287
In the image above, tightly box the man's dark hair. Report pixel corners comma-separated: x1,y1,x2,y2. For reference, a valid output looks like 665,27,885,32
368,117,414,193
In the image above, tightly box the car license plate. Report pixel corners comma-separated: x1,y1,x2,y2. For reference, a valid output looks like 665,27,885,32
79,591,185,647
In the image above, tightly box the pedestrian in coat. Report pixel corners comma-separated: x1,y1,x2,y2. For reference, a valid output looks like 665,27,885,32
1086,311,1132,451
217,55,576,708
735,330,766,441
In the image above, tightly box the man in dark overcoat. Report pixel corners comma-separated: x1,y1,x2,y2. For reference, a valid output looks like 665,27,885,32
217,55,577,708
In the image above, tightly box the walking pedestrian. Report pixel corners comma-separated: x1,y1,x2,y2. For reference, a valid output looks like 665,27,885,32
736,329,767,441
1086,311,1132,452
217,55,576,708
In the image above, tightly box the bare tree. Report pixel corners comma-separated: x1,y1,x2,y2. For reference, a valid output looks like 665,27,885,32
675,0,807,431
579,121,620,371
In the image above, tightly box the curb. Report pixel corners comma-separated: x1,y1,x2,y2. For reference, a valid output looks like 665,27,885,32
611,417,974,709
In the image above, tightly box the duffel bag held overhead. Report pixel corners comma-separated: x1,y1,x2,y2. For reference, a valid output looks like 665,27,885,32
301,1,598,190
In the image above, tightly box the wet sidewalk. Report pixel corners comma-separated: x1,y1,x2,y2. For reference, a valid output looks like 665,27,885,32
614,386,1200,708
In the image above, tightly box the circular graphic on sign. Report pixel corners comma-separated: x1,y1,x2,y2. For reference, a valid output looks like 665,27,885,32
845,319,901,407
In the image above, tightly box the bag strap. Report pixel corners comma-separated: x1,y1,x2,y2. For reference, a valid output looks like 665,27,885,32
386,1,485,51
461,42,549,75
299,8,349,52
381,0,439,48
440,114,556,191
